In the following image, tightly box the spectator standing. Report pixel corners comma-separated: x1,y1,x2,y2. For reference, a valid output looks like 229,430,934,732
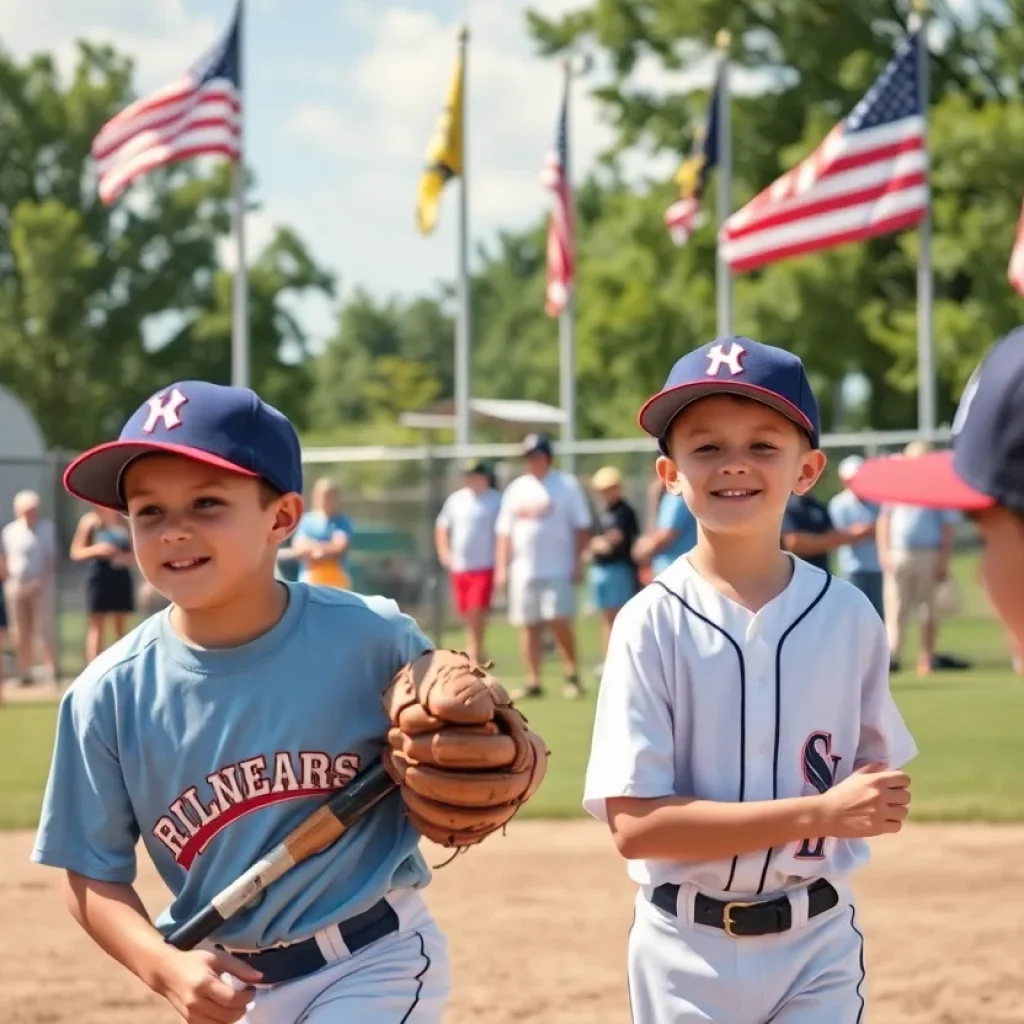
495,434,592,700
782,488,874,574
633,486,698,578
827,454,884,619
292,477,355,589
587,466,640,666
1,490,57,686
434,460,502,665
877,443,959,675
69,505,136,662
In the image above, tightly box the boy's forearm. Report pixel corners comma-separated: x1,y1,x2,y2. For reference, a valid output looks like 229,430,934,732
433,526,450,563
63,873,176,994
495,534,510,573
607,795,828,862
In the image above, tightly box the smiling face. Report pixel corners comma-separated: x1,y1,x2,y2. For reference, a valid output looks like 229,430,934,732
658,395,825,539
121,454,302,611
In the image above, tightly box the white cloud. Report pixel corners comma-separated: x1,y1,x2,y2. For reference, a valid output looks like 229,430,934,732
289,2,613,236
0,0,742,319
2,0,221,92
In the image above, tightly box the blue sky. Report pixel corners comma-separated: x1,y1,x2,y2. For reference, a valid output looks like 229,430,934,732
6,1,949,351
8,0,676,346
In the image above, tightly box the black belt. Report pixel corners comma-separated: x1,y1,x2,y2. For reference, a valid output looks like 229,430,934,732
651,878,839,938
220,897,400,986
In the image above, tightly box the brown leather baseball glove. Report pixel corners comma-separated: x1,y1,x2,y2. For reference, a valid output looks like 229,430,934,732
381,649,549,849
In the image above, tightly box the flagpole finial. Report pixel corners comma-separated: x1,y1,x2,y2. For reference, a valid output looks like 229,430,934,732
715,29,731,50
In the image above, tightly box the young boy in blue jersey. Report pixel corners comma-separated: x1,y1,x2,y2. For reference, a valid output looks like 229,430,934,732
32,382,449,1023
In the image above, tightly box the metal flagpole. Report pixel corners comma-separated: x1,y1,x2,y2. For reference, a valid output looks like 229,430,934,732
715,30,733,338
455,25,472,451
559,58,576,475
912,0,935,435
231,0,249,389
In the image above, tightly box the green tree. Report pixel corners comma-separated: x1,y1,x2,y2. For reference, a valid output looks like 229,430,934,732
0,41,333,448
307,288,453,443
518,0,1024,431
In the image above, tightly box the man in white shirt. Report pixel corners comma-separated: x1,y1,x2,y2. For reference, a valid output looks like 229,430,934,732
434,460,502,664
1,490,58,686
495,434,593,699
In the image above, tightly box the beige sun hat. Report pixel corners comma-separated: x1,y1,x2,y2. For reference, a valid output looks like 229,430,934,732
591,466,623,491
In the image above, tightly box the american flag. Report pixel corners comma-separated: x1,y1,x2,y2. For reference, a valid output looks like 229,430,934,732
665,67,721,246
542,75,574,318
1009,196,1024,296
92,3,242,206
720,33,927,273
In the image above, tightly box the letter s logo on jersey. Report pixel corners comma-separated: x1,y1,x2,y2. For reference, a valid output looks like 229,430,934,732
795,731,841,860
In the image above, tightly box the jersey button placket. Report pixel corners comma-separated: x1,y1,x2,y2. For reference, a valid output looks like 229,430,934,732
745,625,776,799
728,622,774,892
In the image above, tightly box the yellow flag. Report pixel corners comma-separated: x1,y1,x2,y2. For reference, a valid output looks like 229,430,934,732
416,47,464,235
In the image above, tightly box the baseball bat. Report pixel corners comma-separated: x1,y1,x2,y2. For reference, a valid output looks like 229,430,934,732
166,760,397,951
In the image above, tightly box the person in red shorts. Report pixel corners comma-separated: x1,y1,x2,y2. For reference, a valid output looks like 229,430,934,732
434,460,502,664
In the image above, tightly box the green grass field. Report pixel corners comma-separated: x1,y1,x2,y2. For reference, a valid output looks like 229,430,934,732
3,553,1022,831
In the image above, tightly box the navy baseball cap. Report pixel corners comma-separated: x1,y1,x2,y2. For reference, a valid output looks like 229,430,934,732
639,336,821,453
522,433,553,457
851,328,1024,514
63,381,303,511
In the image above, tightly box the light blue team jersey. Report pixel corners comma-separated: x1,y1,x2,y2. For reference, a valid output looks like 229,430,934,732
827,489,881,575
886,504,960,551
652,492,698,575
295,512,355,582
32,583,433,950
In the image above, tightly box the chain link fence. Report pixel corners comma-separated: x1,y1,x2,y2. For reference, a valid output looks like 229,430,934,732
296,428,956,650
0,429,954,681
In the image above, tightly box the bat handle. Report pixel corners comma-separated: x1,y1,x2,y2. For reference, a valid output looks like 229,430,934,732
165,762,396,951
167,904,228,951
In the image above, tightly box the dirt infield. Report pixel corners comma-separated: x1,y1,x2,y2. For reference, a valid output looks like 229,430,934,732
3,822,1024,1023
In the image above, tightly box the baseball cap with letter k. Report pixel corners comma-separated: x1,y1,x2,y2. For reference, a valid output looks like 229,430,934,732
638,335,821,455
63,380,303,512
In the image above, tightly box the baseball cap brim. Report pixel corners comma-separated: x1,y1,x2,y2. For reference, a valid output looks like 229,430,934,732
638,381,817,441
63,440,259,511
849,450,996,511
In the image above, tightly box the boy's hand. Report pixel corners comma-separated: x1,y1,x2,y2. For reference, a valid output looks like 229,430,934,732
155,948,261,1024
818,762,911,839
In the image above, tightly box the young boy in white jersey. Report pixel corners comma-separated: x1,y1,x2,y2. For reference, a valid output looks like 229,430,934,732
32,381,450,1023
584,337,916,1023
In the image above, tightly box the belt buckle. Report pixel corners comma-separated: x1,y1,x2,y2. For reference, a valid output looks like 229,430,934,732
722,900,756,938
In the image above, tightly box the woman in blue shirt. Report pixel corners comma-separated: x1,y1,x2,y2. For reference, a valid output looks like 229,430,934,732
292,477,356,589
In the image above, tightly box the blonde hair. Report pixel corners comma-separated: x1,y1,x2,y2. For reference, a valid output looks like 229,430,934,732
13,490,39,515
311,476,339,507
902,440,932,458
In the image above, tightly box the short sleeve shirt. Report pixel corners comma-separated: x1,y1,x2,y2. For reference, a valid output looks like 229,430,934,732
495,470,593,582
31,584,433,950
782,494,833,572
435,487,502,572
583,555,916,897
651,493,697,575
593,499,640,567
